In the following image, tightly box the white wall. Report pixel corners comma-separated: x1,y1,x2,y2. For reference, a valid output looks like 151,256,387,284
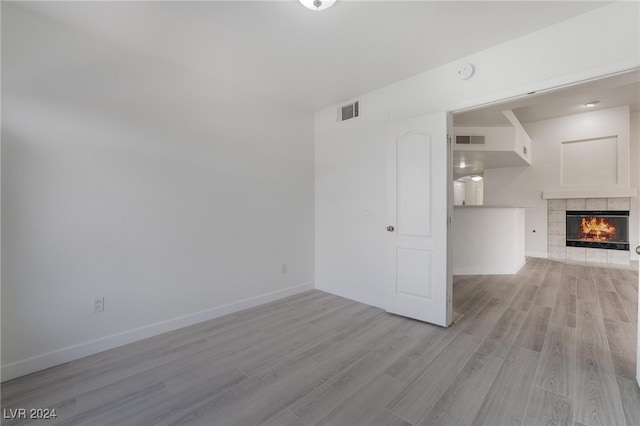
484,107,637,259
2,4,314,379
453,207,525,275
315,2,639,306
505,110,533,164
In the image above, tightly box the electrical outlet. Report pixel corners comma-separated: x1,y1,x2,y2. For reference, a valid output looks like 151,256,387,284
93,296,104,313
281,263,287,274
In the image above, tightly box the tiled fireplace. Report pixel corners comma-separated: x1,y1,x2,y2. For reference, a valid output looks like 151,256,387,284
548,198,630,266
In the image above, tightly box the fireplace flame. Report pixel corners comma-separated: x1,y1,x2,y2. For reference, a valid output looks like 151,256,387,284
579,217,616,241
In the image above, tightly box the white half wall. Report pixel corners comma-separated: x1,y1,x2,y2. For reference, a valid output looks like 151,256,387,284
315,2,639,305
1,4,315,380
453,207,525,275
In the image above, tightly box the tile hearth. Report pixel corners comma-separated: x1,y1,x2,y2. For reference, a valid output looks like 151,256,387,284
548,198,630,266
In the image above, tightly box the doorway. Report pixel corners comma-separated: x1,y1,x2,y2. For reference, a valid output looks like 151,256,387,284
450,69,640,382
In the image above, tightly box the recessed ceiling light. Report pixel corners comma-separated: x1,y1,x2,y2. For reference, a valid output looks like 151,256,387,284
471,176,483,182
584,101,600,107
299,0,336,11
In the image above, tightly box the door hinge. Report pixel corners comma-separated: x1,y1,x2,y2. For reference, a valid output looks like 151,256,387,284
448,216,452,225
447,135,452,145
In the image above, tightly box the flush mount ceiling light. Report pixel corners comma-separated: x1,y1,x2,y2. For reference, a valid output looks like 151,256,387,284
584,101,601,107
299,0,336,11
471,176,483,182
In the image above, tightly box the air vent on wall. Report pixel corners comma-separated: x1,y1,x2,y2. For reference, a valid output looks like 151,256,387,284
339,101,359,122
456,135,485,145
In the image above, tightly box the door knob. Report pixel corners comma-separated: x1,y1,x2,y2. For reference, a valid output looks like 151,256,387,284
636,246,640,255
387,226,395,232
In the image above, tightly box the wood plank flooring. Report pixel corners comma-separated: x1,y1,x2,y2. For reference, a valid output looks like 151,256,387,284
1,258,638,426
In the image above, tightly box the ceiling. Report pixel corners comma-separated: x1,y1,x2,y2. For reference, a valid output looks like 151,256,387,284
452,70,640,179
454,71,640,127
10,0,612,112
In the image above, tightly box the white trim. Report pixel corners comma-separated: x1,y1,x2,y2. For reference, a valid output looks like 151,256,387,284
315,282,385,310
526,251,549,259
0,282,313,382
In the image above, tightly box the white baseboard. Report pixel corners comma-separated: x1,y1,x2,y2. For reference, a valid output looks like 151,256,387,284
315,283,385,310
1,282,314,382
526,251,549,259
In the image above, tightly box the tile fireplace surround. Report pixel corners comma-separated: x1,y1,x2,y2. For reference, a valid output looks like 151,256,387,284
548,198,630,266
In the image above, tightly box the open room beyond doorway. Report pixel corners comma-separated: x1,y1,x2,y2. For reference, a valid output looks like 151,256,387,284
450,70,640,388
451,70,640,271
451,70,639,266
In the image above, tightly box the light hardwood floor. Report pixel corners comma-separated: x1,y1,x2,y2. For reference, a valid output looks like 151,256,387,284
2,258,639,426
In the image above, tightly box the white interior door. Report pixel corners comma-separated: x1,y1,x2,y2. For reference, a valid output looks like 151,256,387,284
385,112,452,326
